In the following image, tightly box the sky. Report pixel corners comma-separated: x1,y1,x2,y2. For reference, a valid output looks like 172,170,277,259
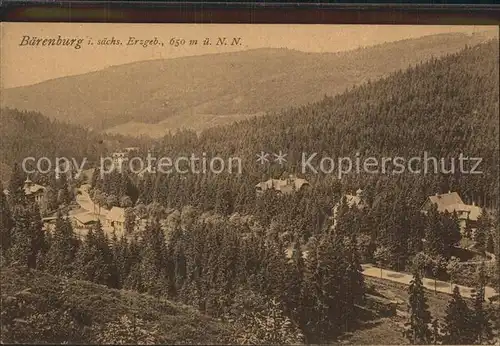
1,23,497,89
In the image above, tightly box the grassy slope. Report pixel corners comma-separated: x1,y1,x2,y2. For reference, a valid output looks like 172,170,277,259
0,266,235,344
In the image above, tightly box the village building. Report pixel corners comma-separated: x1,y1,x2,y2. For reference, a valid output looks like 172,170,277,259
72,213,99,230
111,151,129,170
331,188,366,228
124,147,139,154
41,216,58,232
255,175,309,195
333,188,366,211
23,177,46,208
106,206,126,234
421,191,482,233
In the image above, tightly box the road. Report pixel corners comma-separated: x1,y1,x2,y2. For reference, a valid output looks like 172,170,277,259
362,264,498,301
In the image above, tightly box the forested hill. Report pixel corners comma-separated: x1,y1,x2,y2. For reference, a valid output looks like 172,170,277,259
134,40,498,212
1,32,495,137
0,109,151,183
0,266,237,344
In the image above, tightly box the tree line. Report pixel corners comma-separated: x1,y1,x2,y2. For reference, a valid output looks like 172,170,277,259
1,168,367,343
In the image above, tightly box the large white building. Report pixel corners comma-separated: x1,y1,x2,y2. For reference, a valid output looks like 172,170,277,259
421,191,482,233
106,206,126,234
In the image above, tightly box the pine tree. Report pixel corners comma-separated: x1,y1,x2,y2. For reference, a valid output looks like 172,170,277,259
7,163,26,206
94,222,113,285
56,173,72,206
342,233,365,329
74,228,98,282
73,223,113,286
284,240,305,323
485,232,494,254
111,233,130,289
27,202,45,269
431,318,441,345
0,184,13,258
7,198,45,269
442,286,474,345
404,270,432,344
8,204,32,267
312,231,347,339
301,236,323,342
124,235,143,292
470,262,492,344
139,222,168,296
474,213,491,253
45,211,78,276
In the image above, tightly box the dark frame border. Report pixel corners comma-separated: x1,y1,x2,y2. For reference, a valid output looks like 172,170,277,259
1,2,499,24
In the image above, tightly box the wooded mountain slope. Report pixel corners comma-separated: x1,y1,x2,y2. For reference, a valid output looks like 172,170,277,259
140,40,499,211
0,108,151,183
1,32,494,137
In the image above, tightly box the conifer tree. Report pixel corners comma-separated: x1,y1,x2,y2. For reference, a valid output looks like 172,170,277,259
45,211,78,276
8,204,32,267
74,228,98,282
342,233,365,328
139,221,168,296
260,237,287,300
7,163,26,206
474,212,491,253
112,233,130,289
0,184,13,257
442,286,474,345
470,262,492,344
27,202,45,269
284,240,305,323
432,318,441,345
73,223,113,285
7,199,45,269
485,232,494,254
424,206,444,256
301,236,322,342
94,222,113,285
404,270,432,344
431,318,441,345
124,236,143,292
313,231,346,339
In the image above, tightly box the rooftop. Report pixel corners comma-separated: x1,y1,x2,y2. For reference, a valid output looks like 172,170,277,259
23,177,45,195
107,206,126,223
255,175,309,194
428,192,464,211
73,213,99,225
425,192,482,221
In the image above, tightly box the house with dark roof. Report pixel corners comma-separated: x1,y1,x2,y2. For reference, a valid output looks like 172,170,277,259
421,191,482,233
23,177,46,208
72,213,99,229
255,175,309,195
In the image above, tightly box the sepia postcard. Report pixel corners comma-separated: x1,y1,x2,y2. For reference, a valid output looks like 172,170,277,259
0,22,499,345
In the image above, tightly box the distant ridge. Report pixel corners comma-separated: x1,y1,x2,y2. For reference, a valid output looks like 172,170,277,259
1,32,495,138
